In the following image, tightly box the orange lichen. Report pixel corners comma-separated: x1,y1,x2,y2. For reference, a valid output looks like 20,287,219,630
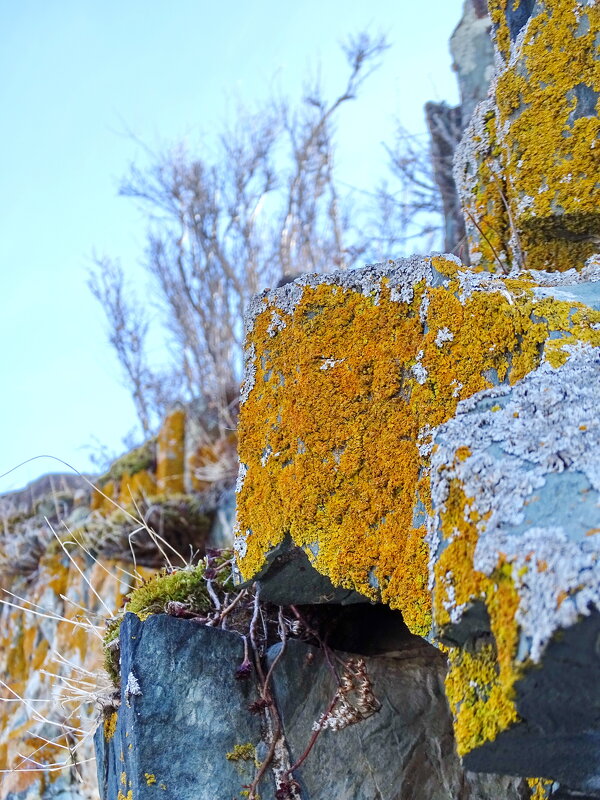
238,262,600,638
487,0,600,271
104,711,118,742
435,442,526,753
156,408,186,494
526,777,554,800
445,641,519,757
118,469,157,508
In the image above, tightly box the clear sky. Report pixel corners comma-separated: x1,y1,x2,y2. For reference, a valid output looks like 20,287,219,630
0,0,462,493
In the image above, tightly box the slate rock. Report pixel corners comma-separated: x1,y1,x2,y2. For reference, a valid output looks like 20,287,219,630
95,613,272,800
267,637,528,800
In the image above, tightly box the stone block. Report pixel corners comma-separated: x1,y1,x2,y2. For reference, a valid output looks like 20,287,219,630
457,0,600,272
267,637,528,800
95,613,266,800
429,341,600,791
235,259,600,637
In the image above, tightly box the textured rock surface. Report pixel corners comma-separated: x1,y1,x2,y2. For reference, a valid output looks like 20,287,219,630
95,614,266,800
0,544,127,800
95,613,531,800
450,0,494,125
268,637,528,800
455,0,600,272
235,257,600,636
0,404,236,800
429,342,600,789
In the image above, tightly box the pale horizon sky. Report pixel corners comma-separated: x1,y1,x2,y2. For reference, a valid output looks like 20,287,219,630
0,0,463,494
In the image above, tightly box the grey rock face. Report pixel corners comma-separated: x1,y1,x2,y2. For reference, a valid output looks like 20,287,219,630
95,613,268,800
268,637,527,800
430,343,600,792
235,534,368,606
450,0,495,124
95,614,531,800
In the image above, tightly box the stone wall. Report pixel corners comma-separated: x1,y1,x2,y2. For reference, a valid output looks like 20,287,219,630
0,406,236,799
4,1,600,799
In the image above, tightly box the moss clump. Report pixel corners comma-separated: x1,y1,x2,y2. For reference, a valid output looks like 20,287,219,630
104,440,157,483
103,551,234,685
122,565,212,619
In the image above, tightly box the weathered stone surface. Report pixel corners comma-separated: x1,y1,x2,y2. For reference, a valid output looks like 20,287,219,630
0,403,237,800
425,101,466,255
268,637,528,800
95,611,530,800
450,0,494,125
95,613,268,800
429,342,600,790
0,541,126,800
455,0,600,272
235,258,600,636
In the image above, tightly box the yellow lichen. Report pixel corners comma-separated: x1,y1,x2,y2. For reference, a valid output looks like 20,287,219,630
526,777,554,800
226,743,256,762
156,408,186,494
145,773,157,785
488,0,600,271
238,261,600,638
104,711,118,742
445,641,519,757
435,444,526,753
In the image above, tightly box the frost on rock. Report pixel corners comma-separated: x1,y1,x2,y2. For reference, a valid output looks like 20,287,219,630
125,671,142,706
431,343,600,662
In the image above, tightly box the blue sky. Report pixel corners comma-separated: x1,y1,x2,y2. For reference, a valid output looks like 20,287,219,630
0,0,462,493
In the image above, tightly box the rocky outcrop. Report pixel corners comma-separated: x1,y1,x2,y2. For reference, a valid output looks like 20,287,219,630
0,406,236,800
233,257,600,795
455,0,600,273
425,0,495,256
96,611,529,800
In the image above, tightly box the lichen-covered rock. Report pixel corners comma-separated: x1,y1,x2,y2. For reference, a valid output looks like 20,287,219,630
456,0,600,272
429,341,600,790
0,546,129,800
0,405,238,800
235,258,600,636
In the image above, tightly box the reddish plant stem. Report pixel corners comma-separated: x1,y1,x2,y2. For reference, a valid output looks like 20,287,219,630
283,691,339,778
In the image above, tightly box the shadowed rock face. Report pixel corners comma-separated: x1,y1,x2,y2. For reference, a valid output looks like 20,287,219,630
502,0,535,41
268,638,528,800
95,613,529,800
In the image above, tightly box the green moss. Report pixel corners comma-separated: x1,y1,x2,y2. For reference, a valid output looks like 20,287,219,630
103,439,157,483
83,494,211,564
103,551,234,685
